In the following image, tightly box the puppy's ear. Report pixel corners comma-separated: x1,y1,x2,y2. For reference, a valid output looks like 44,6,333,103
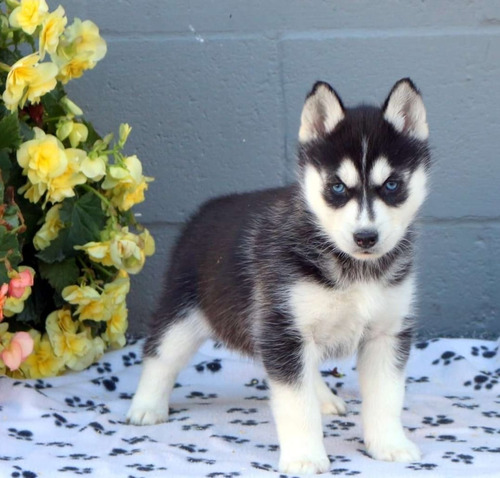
383,78,429,140
299,81,345,143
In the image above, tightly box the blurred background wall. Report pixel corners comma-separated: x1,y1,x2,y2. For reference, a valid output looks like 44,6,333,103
63,0,500,338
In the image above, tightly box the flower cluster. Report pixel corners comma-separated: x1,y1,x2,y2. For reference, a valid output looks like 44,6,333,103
0,0,154,377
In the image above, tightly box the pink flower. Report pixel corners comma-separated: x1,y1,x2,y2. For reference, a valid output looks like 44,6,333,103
8,269,34,299
0,284,8,321
1,332,34,371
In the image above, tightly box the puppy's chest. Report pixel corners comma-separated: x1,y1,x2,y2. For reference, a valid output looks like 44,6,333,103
289,279,410,355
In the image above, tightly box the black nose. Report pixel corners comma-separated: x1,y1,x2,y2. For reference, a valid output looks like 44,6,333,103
353,230,378,249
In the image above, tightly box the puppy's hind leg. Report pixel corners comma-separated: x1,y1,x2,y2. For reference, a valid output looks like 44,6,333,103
314,370,347,416
127,308,210,426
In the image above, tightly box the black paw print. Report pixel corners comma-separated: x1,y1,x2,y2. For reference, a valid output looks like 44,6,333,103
195,359,222,372
169,443,208,454
407,376,429,384
407,463,438,471
122,351,141,367
181,423,213,431
472,446,500,453
422,415,454,427
91,375,119,391
122,435,158,445
471,345,497,359
464,371,498,390
425,434,465,443
210,434,249,445
255,443,279,452
207,473,241,478
328,455,351,463
57,466,93,475
187,457,215,465
326,420,356,431
13,379,52,390
8,429,33,441
483,410,500,418
109,448,140,457
432,351,464,366
185,390,217,400
42,413,78,429
10,466,37,478
91,362,112,374
82,421,115,436
251,462,275,472
442,451,473,464
229,419,269,426
330,470,361,476
226,407,258,415
65,396,96,408
245,378,268,391
126,463,167,472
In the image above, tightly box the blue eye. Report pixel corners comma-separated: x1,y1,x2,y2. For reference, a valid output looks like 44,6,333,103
332,182,346,194
384,180,399,192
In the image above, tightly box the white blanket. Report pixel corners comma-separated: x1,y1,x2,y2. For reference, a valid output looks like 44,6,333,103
0,337,499,477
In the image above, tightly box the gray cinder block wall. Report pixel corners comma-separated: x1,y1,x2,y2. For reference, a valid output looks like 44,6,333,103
62,1,500,339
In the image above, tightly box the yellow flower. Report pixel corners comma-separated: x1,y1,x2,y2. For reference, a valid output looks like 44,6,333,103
20,332,65,378
76,331,105,370
33,204,64,250
77,228,154,274
56,56,93,84
81,155,106,181
17,127,67,187
62,285,111,322
103,270,130,306
45,148,86,203
46,308,92,371
75,240,114,267
57,120,88,147
39,5,66,58
2,53,58,112
9,0,48,35
54,18,106,84
102,155,153,211
103,302,128,349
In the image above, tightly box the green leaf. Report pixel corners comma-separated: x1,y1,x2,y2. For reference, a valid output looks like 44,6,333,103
36,192,107,263
0,224,22,268
0,114,21,151
38,258,80,294
41,85,66,118
0,149,12,186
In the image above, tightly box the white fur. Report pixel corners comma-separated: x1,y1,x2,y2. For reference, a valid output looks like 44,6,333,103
269,343,330,474
127,309,210,425
299,84,344,143
370,156,392,186
337,159,360,189
384,81,429,141
358,333,421,462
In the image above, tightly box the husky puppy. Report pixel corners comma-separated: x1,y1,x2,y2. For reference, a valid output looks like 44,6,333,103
127,79,430,474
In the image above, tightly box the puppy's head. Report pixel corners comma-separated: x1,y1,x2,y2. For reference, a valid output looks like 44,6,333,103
298,79,430,261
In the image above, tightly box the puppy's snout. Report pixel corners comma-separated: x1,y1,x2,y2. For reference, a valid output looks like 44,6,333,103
353,230,378,249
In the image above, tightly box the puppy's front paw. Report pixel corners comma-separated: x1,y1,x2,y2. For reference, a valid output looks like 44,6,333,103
279,453,330,474
320,392,347,416
126,405,169,426
366,436,421,462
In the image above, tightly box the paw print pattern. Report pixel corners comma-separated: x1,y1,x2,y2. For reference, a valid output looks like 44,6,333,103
10,466,37,478
185,391,218,400
91,375,119,392
432,351,464,366
471,345,498,359
406,463,438,471
464,371,499,390
422,415,454,427
210,434,250,445
244,378,268,391
442,451,474,464
8,429,33,441
122,351,142,367
195,359,222,373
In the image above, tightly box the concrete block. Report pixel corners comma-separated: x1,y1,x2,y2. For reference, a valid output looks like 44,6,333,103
67,37,285,223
